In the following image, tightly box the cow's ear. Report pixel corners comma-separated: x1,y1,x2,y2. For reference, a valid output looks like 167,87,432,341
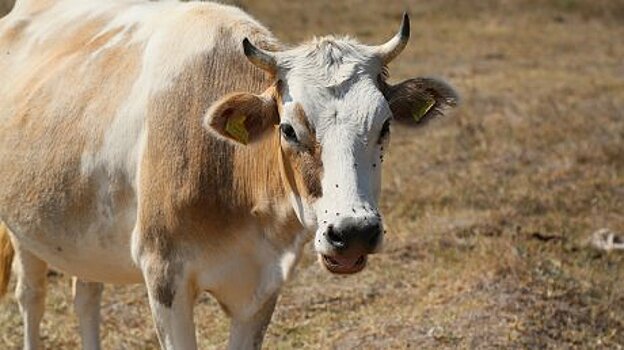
381,77,459,126
204,88,279,145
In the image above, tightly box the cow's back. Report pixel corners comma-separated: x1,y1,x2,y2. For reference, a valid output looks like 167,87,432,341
0,0,275,283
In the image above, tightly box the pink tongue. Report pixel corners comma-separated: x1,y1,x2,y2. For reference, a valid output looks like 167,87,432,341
331,255,358,267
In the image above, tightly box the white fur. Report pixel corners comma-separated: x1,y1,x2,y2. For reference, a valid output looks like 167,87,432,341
73,279,104,350
12,245,47,350
275,39,390,254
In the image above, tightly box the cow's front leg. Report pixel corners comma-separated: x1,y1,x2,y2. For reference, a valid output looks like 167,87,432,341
13,244,47,350
227,294,278,350
141,257,198,350
72,278,103,350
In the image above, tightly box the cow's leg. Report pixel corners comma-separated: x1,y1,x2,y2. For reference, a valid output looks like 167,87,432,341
227,294,278,350
13,247,47,350
73,278,103,350
141,260,197,350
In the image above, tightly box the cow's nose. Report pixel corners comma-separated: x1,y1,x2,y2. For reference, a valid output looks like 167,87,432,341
347,221,382,251
325,218,382,252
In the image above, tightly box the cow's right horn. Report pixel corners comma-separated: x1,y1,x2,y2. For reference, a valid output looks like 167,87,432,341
374,13,410,65
242,38,277,73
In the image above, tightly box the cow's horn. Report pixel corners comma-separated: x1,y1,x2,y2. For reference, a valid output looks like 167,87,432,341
242,38,277,72
375,13,410,65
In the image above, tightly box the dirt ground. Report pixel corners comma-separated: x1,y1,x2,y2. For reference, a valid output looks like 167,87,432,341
1,0,624,349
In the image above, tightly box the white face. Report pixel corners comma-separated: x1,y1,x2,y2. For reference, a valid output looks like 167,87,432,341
276,39,391,274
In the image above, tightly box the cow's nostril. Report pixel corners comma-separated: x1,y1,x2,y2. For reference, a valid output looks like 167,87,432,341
326,225,346,249
368,224,381,248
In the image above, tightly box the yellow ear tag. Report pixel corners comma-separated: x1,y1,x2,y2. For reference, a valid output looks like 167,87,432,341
412,97,436,123
225,114,249,144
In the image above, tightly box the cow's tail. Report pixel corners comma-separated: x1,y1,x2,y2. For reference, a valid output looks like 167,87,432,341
0,222,14,298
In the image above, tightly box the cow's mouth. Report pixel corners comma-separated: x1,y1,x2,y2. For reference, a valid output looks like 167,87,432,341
320,254,367,274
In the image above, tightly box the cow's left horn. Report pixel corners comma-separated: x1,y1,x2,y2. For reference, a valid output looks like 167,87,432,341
242,38,277,72
375,13,410,65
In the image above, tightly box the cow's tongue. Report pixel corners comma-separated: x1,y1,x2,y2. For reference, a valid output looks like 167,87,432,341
327,255,358,267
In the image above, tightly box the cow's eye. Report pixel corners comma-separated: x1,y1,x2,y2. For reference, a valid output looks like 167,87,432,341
378,119,391,143
280,123,298,142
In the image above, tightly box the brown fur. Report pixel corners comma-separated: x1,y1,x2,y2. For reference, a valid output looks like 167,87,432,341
0,1,307,301
205,86,280,144
288,103,323,198
137,30,302,268
0,17,142,242
207,94,324,205
0,222,14,298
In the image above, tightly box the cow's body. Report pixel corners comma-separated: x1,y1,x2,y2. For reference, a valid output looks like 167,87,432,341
1,0,299,278
1,1,303,348
0,1,458,349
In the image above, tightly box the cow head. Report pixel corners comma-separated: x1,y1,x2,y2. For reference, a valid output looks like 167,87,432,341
205,14,458,274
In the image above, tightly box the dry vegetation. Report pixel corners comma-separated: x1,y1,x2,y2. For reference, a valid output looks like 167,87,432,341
0,1,11,17
1,0,624,348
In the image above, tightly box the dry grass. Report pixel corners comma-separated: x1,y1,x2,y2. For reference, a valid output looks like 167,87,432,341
1,0,624,348
0,1,12,17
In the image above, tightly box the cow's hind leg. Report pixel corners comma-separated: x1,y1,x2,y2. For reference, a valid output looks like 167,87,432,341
227,294,278,350
73,278,103,350
13,246,47,350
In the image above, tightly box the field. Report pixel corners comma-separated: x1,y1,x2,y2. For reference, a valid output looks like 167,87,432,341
1,0,624,348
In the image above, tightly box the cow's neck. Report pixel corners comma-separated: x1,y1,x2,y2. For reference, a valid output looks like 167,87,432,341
231,130,304,243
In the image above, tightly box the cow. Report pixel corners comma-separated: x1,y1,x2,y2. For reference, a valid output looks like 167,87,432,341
0,0,459,349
